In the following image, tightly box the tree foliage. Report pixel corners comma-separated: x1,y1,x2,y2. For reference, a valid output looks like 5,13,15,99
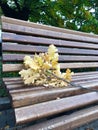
0,0,98,34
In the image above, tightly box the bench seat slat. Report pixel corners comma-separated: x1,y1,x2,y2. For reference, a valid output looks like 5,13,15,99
4,80,98,94
11,85,98,108
15,92,98,124
2,33,98,49
2,22,98,43
21,105,98,130
5,78,98,90
8,82,98,94
6,76,98,107
3,72,98,89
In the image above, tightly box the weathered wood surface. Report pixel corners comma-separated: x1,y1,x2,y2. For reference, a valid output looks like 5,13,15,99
3,62,98,72
4,72,98,108
15,92,98,124
2,22,98,43
1,16,98,128
2,16,98,40
21,105,98,130
3,54,98,62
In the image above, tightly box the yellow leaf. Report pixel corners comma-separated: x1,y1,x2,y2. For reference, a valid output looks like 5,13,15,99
48,44,58,59
34,54,44,67
24,73,40,85
19,44,74,88
44,53,50,62
24,55,39,70
64,69,74,82
19,69,34,80
43,62,52,70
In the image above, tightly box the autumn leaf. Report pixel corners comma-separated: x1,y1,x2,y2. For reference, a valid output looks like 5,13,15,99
19,44,73,87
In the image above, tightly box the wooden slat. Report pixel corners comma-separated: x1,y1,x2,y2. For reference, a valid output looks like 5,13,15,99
3,64,24,72
3,71,98,79
8,75,98,108
5,78,98,91
4,72,98,90
3,77,22,82
3,62,98,72
21,105,98,130
12,87,84,108
15,92,98,124
3,54,98,62
61,62,98,69
72,74,98,81
8,80,98,94
2,16,98,39
11,83,98,108
2,33,98,50
73,71,98,76
2,43,98,55
2,22,98,43
4,77,98,87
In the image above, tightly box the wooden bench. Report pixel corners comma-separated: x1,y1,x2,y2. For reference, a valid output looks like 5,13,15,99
1,16,98,130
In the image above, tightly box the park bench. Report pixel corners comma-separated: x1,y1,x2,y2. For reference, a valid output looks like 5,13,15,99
0,16,98,130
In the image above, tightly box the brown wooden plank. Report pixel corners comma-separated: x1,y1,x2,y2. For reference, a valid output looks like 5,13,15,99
2,21,98,43
61,62,98,69
6,83,46,91
2,16,98,39
2,43,98,56
3,54,98,62
3,77,22,82
8,78,98,94
15,92,98,124
3,64,24,72
4,77,98,87
12,87,82,108
3,62,98,72
73,71,98,76
5,78,98,92
2,33,98,50
4,72,98,90
72,74,98,81
21,105,98,130
11,83,98,108
3,71,98,83
3,71,98,80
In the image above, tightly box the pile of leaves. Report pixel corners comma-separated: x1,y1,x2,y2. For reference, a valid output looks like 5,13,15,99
19,44,73,87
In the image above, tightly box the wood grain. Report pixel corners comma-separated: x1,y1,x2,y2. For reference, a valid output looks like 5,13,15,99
1,16,98,127
2,43,98,55
2,21,98,43
21,105,98,130
3,62,98,72
2,16,98,38
15,92,98,124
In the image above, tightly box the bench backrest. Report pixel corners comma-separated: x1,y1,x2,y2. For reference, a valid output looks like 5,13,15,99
1,16,98,78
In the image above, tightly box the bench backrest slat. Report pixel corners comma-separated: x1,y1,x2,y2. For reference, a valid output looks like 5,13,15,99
2,23,98,43
2,43,98,55
2,62,98,72
1,16,98,76
3,54,98,62
3,32,98,49
2,16,98,38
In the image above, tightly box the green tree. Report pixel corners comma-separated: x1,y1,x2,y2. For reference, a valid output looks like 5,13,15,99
0,0,98,34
